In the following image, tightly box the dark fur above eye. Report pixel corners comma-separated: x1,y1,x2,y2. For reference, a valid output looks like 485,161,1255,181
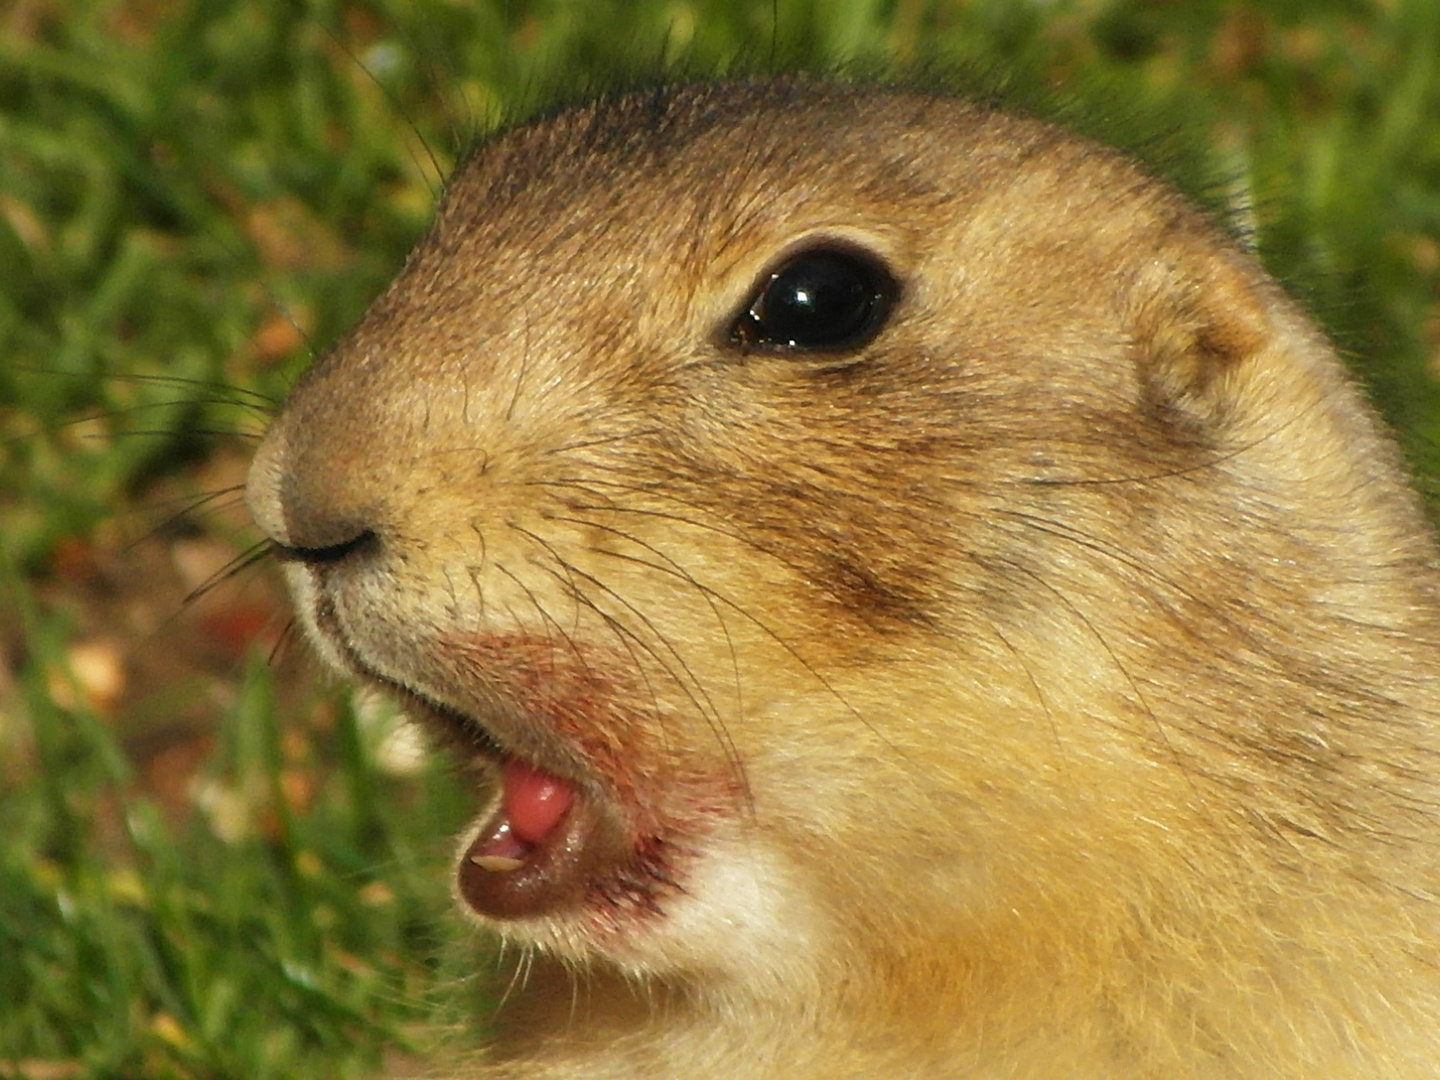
729,246,897,354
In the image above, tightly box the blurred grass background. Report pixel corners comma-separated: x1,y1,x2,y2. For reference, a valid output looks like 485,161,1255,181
1,0,1437,1076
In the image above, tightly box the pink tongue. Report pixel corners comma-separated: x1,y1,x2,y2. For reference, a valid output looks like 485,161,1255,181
502,760,575,845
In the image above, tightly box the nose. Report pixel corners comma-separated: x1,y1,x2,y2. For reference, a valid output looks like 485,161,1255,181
245,362,400,559
246,434,377,564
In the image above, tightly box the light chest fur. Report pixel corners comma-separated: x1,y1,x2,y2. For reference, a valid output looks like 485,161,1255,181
245,81,1440,1078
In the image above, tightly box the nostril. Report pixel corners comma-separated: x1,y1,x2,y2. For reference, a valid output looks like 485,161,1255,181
272,529,379,567
247,410,393,562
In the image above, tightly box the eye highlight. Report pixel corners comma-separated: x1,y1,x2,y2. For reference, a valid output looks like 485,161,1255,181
729,245,897,354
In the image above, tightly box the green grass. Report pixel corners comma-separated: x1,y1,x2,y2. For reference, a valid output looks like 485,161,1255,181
2,1,1438,1076
1,623,469,1078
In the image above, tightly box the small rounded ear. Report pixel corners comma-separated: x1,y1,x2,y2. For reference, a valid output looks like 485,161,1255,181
1130,245,1275,433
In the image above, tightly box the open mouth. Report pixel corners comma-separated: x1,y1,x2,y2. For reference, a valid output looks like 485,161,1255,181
459,757,626,920
303,592,708,926
469,759,575,874
398,690,685,925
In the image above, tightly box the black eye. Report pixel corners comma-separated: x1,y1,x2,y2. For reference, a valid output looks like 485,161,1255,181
730,246,896,354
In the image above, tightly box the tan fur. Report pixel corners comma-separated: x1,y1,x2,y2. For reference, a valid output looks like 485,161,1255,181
245,81,1440,1078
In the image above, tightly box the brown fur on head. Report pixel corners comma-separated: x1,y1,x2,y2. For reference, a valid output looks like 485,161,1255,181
246,80,1440,1078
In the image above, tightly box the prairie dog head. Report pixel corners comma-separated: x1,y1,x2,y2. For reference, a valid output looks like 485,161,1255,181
246,81,1440,1075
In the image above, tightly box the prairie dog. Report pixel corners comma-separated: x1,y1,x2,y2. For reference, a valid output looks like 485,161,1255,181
245,80,1440,1078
